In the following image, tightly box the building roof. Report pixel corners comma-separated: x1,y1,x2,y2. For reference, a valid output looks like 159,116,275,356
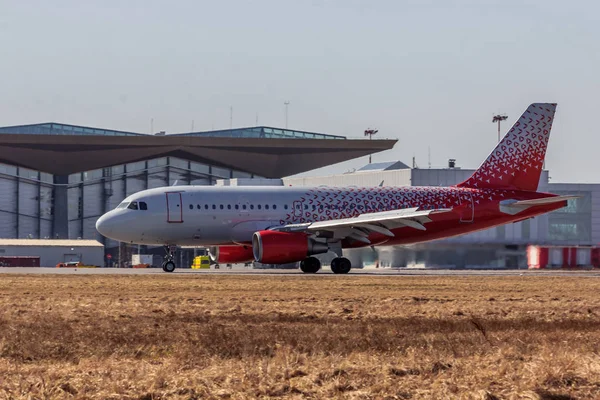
0,123,397,177
0,239,104,247
358,161,411,172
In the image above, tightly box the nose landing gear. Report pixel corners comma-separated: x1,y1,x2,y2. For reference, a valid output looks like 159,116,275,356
162,245,177,273
162,260,176,272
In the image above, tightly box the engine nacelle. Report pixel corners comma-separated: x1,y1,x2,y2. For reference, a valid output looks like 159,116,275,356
208,245,254,264
252,230,328,264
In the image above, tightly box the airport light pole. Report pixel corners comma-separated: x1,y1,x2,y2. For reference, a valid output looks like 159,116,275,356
492,114,508,142
284,101,290,129
364,128,378,163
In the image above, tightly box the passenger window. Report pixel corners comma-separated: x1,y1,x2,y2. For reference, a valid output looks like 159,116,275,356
265,204,269,210
189,204,193,210
250,205,254,210
220,205,224,210
258,205,262,210
273,205,277,210
197,204,200,209
212,205,216,210
227,205,231,210
284,205,288,210
243,205,247,210
127,202,138,210
139,202,147,210
235,204,239,210
304,205,308,210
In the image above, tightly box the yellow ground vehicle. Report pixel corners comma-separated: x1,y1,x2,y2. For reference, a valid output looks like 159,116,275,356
191,255,210,269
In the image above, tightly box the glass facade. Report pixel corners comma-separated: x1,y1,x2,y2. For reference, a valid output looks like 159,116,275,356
0,164,54,239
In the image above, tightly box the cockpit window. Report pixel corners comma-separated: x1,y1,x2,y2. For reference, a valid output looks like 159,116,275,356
116,200,147,210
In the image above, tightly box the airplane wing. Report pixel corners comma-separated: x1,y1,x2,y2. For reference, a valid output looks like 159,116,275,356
272,207,453,244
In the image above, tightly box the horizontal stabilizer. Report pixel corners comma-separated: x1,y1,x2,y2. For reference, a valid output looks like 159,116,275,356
499,195,579,215
509,195,580,207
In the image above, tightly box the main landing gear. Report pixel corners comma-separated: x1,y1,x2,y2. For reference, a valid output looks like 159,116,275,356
330,257,352,274
300,256,321,273
162,245,177,273
299,256,352,274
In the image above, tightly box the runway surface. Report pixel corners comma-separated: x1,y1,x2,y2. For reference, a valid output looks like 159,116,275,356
1,266,599,277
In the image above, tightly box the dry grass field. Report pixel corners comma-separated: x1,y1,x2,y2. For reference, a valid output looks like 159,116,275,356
0,274,599,399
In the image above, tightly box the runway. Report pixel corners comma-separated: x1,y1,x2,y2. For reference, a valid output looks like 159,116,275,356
1,266,599,277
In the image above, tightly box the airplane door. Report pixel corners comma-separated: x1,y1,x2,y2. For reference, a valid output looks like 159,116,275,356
166,192,183,223
459,191,474,223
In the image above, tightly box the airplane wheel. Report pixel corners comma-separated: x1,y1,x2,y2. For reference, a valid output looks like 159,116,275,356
163,261,176,273
300,257,321,273
331,257,351,274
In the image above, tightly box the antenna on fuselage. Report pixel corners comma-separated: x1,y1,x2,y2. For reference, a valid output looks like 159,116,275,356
378,180,384,187
172,180,178,186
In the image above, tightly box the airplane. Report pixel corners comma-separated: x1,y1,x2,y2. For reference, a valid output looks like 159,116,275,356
96,103,576,273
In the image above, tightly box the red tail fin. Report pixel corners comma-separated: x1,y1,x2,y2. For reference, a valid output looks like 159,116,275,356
457,103,557,192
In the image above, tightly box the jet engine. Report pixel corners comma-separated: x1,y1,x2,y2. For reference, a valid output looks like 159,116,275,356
252,230,328,264
208,245,255,264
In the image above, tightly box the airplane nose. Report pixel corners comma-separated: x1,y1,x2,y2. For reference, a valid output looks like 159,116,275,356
96,213,115,238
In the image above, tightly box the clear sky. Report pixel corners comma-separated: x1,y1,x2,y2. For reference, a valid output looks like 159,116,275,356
0,0,598,182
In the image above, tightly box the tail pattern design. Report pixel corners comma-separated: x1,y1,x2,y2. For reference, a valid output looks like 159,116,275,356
457,103,557,192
